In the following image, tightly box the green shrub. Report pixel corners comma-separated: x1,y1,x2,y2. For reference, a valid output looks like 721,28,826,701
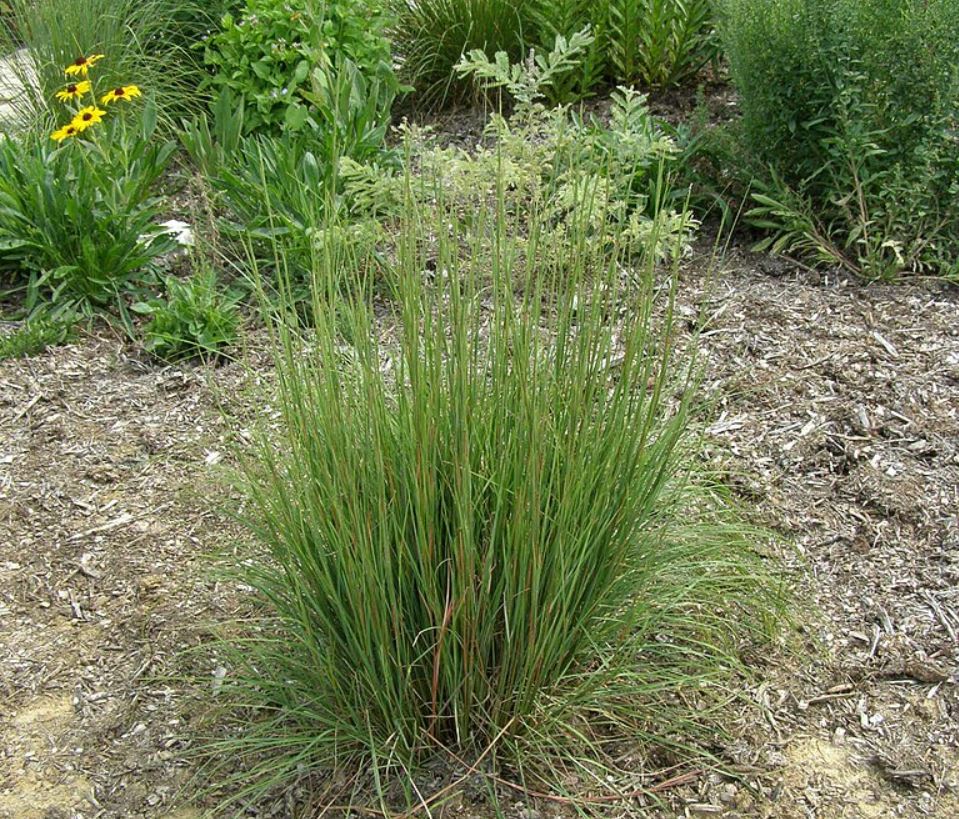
195,4,402,280
718,0,959,278
202,0,399,136
133,268,240,361
0,309,74,359
0,109,176,313
198,42,781,812
0,0,218,135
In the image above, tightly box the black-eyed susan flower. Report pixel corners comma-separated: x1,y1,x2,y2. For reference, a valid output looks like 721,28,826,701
71,105,106,132
51,124,80,142
100,85,141,105
65,54,105,77
55,80,91,102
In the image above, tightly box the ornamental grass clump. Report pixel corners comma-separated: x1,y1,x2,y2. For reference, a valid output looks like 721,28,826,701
202,148,782,810
390,0,535,108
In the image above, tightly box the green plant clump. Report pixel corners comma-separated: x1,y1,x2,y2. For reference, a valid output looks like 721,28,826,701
0,310,74,359
133,268,240,362
200,40,782,814
338,32,695,267
718,0,959,279
199,122,393,284
184,53,404,283
599,0,717,89
202,0,400,135
0,115,176,314
390,0,534,107
201,32,694,299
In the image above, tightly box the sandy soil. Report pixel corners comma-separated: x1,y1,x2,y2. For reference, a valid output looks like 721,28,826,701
1,249,957,817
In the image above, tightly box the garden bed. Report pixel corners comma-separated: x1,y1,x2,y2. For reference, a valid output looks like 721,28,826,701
2,0,958,813
2,248,956,818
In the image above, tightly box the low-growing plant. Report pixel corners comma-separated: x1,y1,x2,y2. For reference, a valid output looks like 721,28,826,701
202,0,400,136
199,141,782,811
133,267,241,361
656,96,770,224
718,0,959,279
0,308,75,359
0,58,175,313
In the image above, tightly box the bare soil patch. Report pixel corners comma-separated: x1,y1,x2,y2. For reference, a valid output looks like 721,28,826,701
1,251,957,816
0,335,244,817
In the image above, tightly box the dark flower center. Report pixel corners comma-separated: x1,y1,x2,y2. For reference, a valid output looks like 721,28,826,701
114,87,125,96
67,84,77,93
82,112,92,121
74,57,87,66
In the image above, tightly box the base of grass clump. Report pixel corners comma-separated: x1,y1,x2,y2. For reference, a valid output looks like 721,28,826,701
193,151,785,814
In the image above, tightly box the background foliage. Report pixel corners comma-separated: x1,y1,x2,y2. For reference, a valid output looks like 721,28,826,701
719,0,959,278
390,0,534,107
604,0,716,88
202,0,400,135
390,0,718,107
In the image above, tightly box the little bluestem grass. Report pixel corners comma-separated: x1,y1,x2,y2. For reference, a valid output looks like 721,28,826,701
196,152,784,813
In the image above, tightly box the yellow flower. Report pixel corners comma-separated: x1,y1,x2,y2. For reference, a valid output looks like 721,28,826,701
100,85,142,105
55,80,91,102
51,123,80,142
65,54,105,77
71,105,107,132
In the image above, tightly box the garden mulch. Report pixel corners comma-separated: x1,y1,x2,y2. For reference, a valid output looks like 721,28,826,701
1,249,957,818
